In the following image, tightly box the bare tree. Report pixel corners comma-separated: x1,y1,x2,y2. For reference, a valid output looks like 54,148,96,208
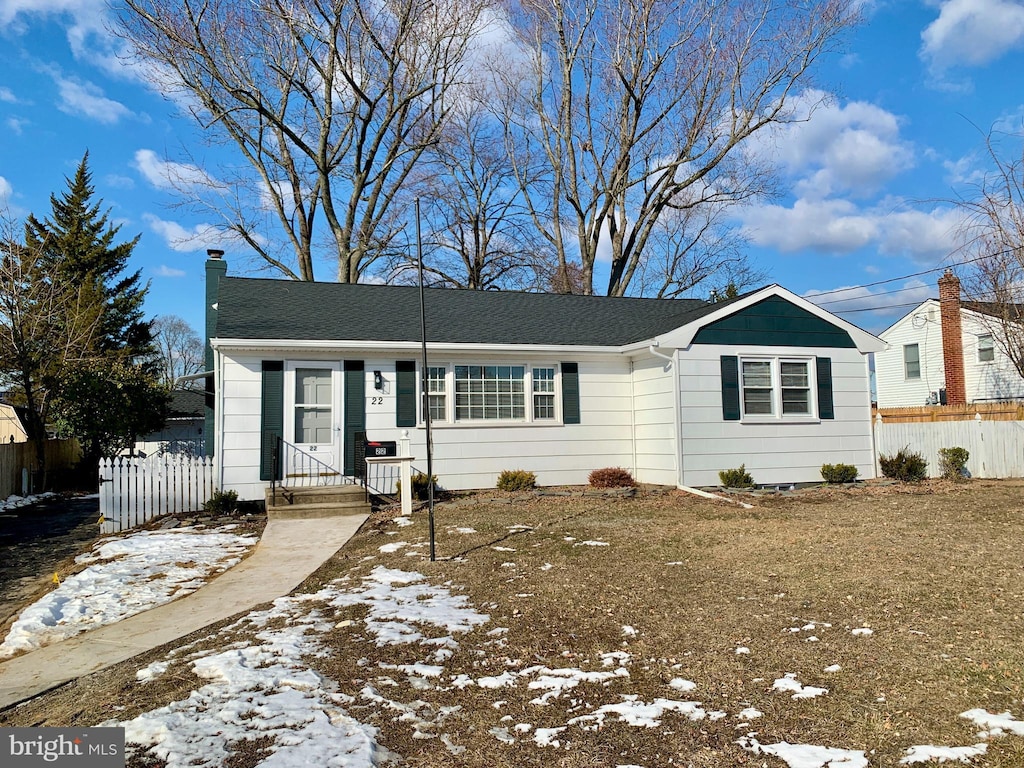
957,131,1024,377
0,216,104,487
152,315,205,389
117,0,489,282
500,0,857,296
627,198,766,299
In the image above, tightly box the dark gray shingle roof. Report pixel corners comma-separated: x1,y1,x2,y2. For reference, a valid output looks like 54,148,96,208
215,277,732,347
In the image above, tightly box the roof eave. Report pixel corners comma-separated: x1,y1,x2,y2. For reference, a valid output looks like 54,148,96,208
210,338,625,356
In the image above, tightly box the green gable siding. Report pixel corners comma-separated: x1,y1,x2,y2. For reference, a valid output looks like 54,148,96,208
692,296,856,348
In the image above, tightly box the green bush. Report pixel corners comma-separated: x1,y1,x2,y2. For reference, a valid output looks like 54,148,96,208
588,467,636,488
396,473,437,500
203,489,238,515
938,446,970,481
718,464,754,488
879,447,928,482
496,469,537,491
820,463,858,484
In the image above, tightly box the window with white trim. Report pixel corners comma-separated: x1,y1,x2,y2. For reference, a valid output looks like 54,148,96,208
427,366,447,422
454,365,526,420
978,334,995,363
904,343,921,380
740,357,815,418
533,367,556,419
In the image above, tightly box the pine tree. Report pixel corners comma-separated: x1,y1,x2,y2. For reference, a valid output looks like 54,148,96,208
24,152,154,361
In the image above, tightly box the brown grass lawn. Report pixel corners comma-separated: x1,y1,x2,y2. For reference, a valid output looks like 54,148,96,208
4,480,1024,767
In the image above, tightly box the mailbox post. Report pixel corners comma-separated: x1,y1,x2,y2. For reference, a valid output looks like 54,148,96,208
363,431,415,518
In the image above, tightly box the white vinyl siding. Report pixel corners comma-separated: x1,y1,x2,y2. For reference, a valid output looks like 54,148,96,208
877,300,1024,406
679,344,874,487
216,352,637,497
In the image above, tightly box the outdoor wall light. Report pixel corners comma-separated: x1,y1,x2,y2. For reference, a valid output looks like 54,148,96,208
373,371,384,391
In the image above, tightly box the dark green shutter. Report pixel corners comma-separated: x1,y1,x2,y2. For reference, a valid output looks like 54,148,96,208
344,361,365,475
396,360,417,427
260,361,284,481
721,356,741,421
561,362,580,424
816,356,834,420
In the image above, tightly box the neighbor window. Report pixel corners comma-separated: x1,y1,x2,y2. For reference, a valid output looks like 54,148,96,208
904,343,921,380
427,366,447,422
454,365,526,421
978,334,995,363
533,367,556,419
294,368,332,443
741,358,814,418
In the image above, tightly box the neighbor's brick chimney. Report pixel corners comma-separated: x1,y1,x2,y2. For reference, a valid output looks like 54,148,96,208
938,269,966,406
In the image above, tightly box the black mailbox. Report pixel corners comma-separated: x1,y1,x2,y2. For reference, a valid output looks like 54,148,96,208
366,440,397,458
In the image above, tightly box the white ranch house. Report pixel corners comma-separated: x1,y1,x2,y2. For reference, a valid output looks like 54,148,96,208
203,254,884,498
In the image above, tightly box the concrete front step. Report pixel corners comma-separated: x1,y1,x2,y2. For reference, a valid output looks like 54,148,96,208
266,484,371,519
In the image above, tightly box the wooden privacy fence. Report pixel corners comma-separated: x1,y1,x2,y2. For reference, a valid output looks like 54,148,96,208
98,454,215,533
0,439,81,497
873,414,1024,479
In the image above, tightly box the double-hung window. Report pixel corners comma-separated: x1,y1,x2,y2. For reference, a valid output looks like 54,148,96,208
427,366,447,422
904,343,921,380
533,367,556,419
978,334,995,363
740,358,814,418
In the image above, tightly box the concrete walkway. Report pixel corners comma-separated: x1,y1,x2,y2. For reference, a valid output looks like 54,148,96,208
0,514,367,711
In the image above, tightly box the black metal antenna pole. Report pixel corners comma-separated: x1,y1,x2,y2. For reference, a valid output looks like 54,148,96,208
416,198,436,561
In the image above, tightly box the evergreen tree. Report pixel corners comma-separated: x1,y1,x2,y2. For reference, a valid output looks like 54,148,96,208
24,152,154,362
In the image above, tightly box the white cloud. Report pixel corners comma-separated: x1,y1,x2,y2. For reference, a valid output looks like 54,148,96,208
134,150,220,191
739,198,964,263
143,214,222,253
53,75,133,124
6,117,27,135
104,174,135,190
741,198,878,253
921,0,1024,69
0,176,12,208
0,86,14,102
154,264,187,278
762,91,914,199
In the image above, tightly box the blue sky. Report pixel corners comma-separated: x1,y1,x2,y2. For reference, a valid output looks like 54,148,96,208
2,0,1024,336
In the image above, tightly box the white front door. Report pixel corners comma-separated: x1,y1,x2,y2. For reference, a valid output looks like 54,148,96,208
286,363,341,480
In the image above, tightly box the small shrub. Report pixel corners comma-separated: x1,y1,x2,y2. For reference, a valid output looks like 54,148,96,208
938,446,970,481
879,447,928,482
396,473,437,500
496,469,536,492
718,464,754,488
820,463,858,484
204,489,238,515
588,467,636,488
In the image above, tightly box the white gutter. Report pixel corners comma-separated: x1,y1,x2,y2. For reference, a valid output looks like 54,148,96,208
677,484,754,510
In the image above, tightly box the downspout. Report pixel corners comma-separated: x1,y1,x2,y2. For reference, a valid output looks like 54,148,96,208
649,343,674,364
629,359,637,477
216,347,225,492
649,342,682,487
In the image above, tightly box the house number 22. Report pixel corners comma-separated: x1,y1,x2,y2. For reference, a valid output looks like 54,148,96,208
369,397,384,406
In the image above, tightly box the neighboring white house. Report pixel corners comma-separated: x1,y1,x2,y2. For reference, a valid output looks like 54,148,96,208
130,390,206,457
876,270,1024,407
203,254,884,498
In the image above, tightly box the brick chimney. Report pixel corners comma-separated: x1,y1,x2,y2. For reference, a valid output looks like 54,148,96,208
938,269,966,406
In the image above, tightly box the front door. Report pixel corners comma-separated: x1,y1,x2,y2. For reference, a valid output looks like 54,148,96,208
286,364,341,481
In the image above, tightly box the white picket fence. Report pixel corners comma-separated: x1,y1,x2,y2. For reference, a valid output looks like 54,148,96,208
873,416,1024,479
98,454,215,533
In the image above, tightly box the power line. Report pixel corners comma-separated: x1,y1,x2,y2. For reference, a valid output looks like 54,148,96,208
806,250,1005,300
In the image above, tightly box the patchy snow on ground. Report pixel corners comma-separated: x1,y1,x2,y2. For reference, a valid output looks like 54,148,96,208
0,525,259,657
0,492,54,512
25,514,1019,767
